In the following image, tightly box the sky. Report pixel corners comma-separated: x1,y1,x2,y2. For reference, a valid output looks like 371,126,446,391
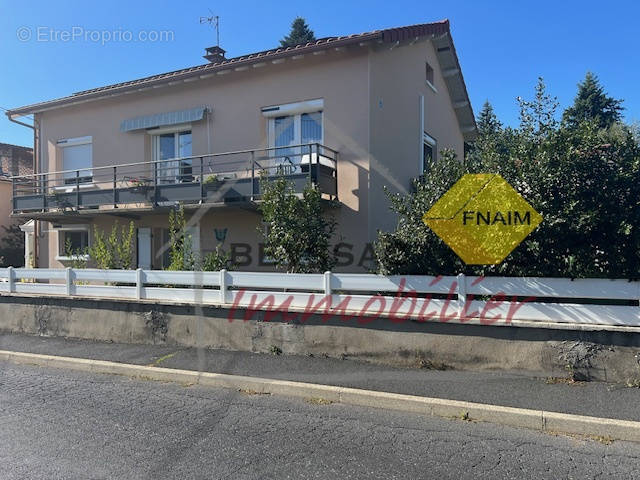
1,0,638,147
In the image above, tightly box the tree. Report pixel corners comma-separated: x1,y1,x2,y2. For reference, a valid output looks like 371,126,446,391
517,77,559,138
563,72,624,130
476,101,502,137
259,177,336,273
0,225,25,267
280,17,316,48
375,78,640,279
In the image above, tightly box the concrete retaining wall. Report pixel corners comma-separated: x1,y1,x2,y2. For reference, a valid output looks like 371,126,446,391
1,294,640,384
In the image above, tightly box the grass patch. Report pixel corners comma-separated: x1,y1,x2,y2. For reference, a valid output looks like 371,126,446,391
305,397,333,405
147,351,180,367
238,388,270,396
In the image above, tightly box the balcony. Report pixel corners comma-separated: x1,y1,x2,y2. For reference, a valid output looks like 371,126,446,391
12,143,338,218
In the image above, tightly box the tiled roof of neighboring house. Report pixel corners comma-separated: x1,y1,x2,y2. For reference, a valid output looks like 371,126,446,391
6,20,476,138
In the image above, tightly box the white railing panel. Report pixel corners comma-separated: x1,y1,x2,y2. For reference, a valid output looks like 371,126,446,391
143,270,220,287
466,276,640,301
15,268,67,280
229,272,323,290
335,294,450,319
332,274,456,294
73,269,137,283
231,290,319,310
75,285,137,299
14,283,66,295
144,287,221,304
465,300,639,326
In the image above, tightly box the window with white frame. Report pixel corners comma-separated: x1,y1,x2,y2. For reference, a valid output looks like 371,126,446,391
262,99,323,170
151,126,193,184
56,226,90,259
422,132,437,173
58,136,92,184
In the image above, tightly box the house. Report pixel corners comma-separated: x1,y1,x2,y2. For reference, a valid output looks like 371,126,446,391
0,143,33,266
5,20,476,272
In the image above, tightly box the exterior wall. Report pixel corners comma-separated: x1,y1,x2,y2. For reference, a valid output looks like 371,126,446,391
36,48,371,270
32,38,468,272
368,39,465,237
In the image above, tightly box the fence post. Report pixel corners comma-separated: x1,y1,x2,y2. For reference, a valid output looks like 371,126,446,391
219,269,227,304
65,267,73,296
324,271,332,298
136,268,143,300
457,273,466,318
7,266,14,293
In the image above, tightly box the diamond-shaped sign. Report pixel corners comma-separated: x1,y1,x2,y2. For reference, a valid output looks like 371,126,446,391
422,174,542,264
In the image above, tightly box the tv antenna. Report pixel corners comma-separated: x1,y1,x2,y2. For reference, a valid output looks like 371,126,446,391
200,13,220,47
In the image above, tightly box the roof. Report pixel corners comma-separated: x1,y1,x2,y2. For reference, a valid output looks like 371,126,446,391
6,20,476,139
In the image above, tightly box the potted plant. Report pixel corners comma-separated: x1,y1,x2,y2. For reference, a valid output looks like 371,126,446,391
128,177,152,193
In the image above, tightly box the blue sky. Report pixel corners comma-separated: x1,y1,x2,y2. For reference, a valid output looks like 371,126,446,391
1,0,638,147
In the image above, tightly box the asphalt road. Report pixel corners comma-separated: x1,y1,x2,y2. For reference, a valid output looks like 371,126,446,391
1,362,639,479
3,333,640,421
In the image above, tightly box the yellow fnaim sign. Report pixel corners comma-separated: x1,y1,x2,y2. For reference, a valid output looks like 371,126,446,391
422,174,543,264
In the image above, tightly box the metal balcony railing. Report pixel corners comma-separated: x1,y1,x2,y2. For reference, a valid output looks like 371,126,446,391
11,143,338,214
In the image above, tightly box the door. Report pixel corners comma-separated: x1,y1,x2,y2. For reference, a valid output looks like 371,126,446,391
268,112,323,173
153,130,192,183
137,228,152,269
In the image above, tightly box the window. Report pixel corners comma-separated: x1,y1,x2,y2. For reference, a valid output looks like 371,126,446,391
153,129,192,183
59,136,92,184
425,62,436,92
263,99,324,171
422,132,437,173
57,227,90,259
425,62,434,85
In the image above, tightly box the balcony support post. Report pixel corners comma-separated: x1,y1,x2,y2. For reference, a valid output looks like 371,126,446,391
152,160,158,207
308,144,313,185
200,156,205,203
75,170,80,210
251,150,255,201
112,166,117,208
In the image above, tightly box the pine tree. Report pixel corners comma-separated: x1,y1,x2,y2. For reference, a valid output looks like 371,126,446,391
476,101,502,137
562,72,623,130
280,17,316,48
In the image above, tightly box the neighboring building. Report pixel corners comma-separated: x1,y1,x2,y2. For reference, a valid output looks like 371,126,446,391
0,143,33,266
5,20,476,272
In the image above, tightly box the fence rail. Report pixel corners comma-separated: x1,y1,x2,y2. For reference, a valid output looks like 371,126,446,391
0,267,638,328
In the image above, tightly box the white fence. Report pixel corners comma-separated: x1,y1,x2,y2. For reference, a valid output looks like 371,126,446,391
0,267,638,328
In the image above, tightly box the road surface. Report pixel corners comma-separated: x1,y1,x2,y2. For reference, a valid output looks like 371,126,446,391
0,362,639,479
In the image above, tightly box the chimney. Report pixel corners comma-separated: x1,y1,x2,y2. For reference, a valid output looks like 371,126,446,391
204,46,226,63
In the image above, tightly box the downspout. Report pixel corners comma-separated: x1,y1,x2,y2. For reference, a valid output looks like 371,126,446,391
6,112,39,267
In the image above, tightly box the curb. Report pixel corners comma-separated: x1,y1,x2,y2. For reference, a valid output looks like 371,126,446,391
2,349,640,442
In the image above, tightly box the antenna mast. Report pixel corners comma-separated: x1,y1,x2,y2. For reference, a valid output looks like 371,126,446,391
199,14,220,47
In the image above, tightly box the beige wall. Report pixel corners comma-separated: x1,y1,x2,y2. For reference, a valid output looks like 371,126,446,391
35,38,467,271
368,39,465,237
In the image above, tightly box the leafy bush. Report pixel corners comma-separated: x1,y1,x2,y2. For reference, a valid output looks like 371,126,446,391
167,206,195,271
0,225,25,267
88,221,135,269
202,245,234,271
376,77,640,278
259,176,336,273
